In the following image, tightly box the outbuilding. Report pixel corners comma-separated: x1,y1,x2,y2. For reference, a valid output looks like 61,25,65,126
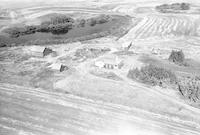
27,46,53,57
122,41,133,51
60,65,69,72
43,48,53,57
49,63,69,72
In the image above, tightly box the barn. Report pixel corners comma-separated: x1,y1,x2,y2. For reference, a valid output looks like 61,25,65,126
43,48,53,57
27,46,53,57
60,65,69,72
49,63,69,72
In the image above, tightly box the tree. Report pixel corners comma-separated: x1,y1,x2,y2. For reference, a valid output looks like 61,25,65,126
181,3,190,10
78,19,86,27
50,15,74,25
88,18,97,26
168,50,185,64
48,23,73,34
36,24,50,32
97,15,110,24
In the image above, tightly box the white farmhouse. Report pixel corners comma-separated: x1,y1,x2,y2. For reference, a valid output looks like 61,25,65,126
94,61,105,68
94,56,123,69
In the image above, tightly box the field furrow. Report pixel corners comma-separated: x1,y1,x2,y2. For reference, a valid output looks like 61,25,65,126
121,14,196,41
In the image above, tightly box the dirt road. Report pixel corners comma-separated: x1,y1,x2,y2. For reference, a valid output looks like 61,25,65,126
1,83,200,135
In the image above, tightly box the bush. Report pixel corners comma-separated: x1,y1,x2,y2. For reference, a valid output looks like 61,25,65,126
96,14,110,24
168,50,185,64
36,24,50,32
87,15,111,26
42,15,74,25
4,27,26,38
178,76,200,102
6,21,74,37
77,19,86,27
4,25,37,38
88,18,97,26
127,64,177,86
48,23,72,34
180,3,190,10
36,14,74,35
171,3,190,10
24,25,37,34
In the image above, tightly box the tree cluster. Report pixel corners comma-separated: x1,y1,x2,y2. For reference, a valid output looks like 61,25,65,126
87,14,111,27
156,3,190,13
4,14,112,38
127,64,177,86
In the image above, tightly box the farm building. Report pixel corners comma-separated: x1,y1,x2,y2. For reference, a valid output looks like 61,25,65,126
94,61,104,68
27,46,53,57
151,48,160,55
43,48,53,57
121,41,133,51
94,56,123,69
60,65,69,72
49,63,69,72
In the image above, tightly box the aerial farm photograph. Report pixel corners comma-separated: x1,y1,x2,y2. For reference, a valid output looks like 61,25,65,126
1,0,200,134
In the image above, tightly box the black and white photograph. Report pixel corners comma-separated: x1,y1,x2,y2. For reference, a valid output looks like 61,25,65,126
0,0,200,135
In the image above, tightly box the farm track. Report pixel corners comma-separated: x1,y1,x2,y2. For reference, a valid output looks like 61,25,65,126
1,83,200,135
20,7,128,20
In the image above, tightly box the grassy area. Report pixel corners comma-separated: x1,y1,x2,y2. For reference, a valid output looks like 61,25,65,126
90,70,123,81
30,68,55,89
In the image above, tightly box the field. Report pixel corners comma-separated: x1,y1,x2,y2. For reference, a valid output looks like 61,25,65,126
1,0,200,135
120,14,199,41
